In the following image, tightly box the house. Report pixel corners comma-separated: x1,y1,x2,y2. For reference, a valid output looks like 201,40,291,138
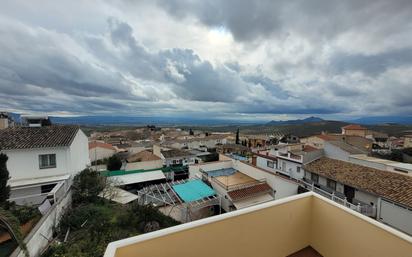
349,154,412,176
125,150,163,171
301,134,334,149
303,157,412,235
404,135,412,148
324,140,368,161
89,141,117,162
104,192,412,257
216,143,249,156
0,125,90,206
254,144,323,180
189,154,300,211
341,124,368,137
0,112,14,129
153,145,195,167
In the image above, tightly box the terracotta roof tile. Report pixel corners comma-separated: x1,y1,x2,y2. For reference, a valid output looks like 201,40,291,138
342,124,367,130
89,141,116,151
0,125,79,150
228,183,272,201
304,157,412,208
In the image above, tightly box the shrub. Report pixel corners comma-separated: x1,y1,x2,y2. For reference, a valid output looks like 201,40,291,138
72,169,106,204
107,155,122,171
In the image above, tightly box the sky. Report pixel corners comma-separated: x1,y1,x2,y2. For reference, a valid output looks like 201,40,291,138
0,0,412,121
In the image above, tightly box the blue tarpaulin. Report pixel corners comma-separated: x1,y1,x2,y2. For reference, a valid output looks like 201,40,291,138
172,179,216,202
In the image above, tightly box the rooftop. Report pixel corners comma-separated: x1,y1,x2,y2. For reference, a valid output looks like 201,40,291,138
342,124,367,130
89,141,116,151
214,171,256,187
326,140,367,154
172,179,216,202
104,192,412,257
304,157,412,208
126,150,161,162
161,149,194,158
0,125,79,150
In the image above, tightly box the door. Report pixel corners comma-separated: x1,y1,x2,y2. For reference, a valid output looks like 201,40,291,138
344,185,355,203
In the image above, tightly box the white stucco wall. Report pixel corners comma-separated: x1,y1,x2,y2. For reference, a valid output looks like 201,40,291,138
355,190,378,206
3,130,89,184
69,130,90,174
380,200,412,235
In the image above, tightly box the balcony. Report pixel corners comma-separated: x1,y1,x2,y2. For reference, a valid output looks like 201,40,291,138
104,192,412,257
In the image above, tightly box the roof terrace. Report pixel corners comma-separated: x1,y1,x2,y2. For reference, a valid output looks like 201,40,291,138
104,192,412,257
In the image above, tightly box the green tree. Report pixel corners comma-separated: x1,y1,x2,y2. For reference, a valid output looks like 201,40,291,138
72,169,106,204
235,128,240,144
0,208,28,257
107,155,122,171
0,153,10,206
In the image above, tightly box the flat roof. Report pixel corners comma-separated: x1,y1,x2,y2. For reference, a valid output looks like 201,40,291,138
204,168,237,177
172,179,215,202
99,187,138,204
350,154,412,171
108,170,166,186
214,172,256,187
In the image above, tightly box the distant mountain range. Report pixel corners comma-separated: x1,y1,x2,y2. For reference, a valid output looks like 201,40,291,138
6,112,412,126
266,116,324,125
348,116,412,125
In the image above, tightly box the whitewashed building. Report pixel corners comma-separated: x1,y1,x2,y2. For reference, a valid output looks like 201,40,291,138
303,157,412,235
0,125,90,205
89,141,117,162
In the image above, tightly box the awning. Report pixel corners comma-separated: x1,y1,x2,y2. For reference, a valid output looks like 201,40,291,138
232,193,274,209
108,170,166,186
99,187,138,204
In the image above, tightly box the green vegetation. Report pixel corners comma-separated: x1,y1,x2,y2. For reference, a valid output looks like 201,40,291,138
107,155,122,171
0,153,10,206
42,169,179,257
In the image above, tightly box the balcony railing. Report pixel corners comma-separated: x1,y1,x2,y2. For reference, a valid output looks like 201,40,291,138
211,177,268,192
300,179,376,217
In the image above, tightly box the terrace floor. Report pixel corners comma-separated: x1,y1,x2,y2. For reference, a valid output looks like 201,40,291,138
214,171,256,187
287,246,323,257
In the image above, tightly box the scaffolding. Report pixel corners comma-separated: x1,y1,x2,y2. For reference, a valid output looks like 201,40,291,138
137,179,221,222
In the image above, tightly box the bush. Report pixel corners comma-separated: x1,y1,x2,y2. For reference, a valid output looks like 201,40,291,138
72,169,106,204
107,155,122,171
0,153,10,207
10,205,41,224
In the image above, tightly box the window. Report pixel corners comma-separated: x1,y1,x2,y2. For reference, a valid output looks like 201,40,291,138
311,173,319,183
41,183,57,193
296,167,301,173
267,160,274,168
39,154,56,169
327,179,336,190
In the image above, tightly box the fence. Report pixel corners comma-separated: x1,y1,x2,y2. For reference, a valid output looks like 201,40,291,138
300,179,376,217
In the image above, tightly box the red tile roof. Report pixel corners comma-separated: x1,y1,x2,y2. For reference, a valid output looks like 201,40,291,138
228,183,272,201
342,124,367,130
304,157,412,208
89,141,116,151
303,145,318,152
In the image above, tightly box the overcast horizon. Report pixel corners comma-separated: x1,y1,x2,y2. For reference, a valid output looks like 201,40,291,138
1,1,412,121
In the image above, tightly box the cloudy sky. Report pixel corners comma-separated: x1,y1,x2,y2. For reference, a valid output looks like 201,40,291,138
0,0,411,121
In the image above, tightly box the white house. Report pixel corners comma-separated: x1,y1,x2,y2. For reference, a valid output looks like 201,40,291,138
89,141,117,162
153,145,195,167
303,157,412,235
254,144,323,180
0,125,90,206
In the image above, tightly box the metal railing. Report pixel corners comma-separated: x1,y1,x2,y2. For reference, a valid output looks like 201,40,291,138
300,179,376,217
